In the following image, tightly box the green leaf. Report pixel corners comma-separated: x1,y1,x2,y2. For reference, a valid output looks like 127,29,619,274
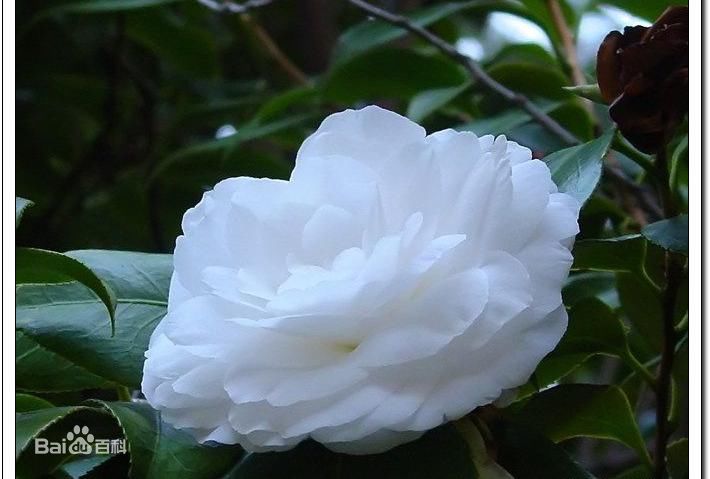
55,455,117,479
593,0,688,22
572,235,647,274
48,0,183,14
406,82,470,123
457,101,559,136
642,215,688,255
518,298,628,398
324,48,466,103
544,129,615,205
486,62,571,101
554,298,627,357
16,406,123,478
16,251,171,391
617,272,663,351
226,424,476,479
563,272,619,308
514,384,652,466
16,248,117,334
491,419,595,479
92,401,242,479
16,393,54,412
16,406,78,459
153,114,312,179
332,0,526,66
126,8,219,77
16,197,33,229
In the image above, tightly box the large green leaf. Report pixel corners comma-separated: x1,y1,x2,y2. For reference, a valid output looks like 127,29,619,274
332,0,526,66
572,235,647,274
16,248,117,333
16,251,171,391
324,48,466,103
16,197,33,229
226,424,476,479
457,101,558,136
92,401,241,479
491,419,595,479
16,406,123,478
514,384,652,466
642,215,689,255
544,129,615,205
406,82,471,123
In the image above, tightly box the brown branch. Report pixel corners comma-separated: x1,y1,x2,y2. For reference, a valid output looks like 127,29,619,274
546,0,586,88
346,0,579,146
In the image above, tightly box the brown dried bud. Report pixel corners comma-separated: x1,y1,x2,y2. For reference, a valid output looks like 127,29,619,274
596,6,688,154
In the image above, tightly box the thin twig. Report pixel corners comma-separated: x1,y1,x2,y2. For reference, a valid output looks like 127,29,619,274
346,0,578,146
545,0,587,90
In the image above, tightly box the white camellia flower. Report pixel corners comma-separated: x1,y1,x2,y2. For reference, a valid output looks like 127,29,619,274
142,106,579,455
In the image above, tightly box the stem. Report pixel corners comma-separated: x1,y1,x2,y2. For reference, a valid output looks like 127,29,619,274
545,0,594,117
116,386,132,402
613,133,656,175
652,145,683,479
346,0,579,146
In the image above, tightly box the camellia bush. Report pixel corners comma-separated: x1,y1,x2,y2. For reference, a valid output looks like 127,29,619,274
16,0,688,478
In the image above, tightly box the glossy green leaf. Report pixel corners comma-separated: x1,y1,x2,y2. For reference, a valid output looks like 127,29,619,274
92,401,242,479
55,455,117,479
325,49,466,103
642,215,689,255
545,129,614,205
491,419,595,479
16,406,78,459
563,272,619,308
16,197,33,229
16,248,117,334
407,82,470,123
515,384,652,466
16,393,54,413
16,251,171,391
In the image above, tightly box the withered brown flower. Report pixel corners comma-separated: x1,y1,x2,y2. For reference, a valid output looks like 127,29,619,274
596,6,688,154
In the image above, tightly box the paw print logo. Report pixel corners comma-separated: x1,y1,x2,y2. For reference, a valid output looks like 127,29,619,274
66,425,94,455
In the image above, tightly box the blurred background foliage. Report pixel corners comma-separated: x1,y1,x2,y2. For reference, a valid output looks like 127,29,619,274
17,0,686,254
16,1,688,476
